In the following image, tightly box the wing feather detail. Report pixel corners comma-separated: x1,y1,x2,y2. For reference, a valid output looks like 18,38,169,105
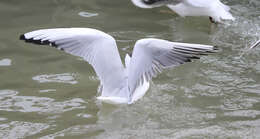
20,28,126,97
128,38,216,94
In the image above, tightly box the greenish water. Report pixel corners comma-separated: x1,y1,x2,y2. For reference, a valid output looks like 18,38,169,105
0,0,260,138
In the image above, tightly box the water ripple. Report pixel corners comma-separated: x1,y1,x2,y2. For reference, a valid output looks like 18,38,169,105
224,110,260,118
40,124,102,139
0,121,49,139
0,90,87,114
32,73,78,84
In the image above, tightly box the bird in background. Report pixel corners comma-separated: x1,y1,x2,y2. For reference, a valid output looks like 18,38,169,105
20,28,216,104
131,0,235,23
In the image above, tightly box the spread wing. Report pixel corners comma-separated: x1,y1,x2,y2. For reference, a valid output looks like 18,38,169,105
20,28,125,96
128,38,216,94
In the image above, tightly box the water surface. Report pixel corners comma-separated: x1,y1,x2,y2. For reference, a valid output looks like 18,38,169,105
0,0,260,138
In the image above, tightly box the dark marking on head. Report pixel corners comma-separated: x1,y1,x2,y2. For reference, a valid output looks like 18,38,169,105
142,0,176,5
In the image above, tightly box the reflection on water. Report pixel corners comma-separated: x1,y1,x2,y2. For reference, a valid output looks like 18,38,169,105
78,11,99,18
0,0,259,138
32,73,78,84
77,113,92,119
0,118,7,121
39,89,56,93
0,58,11,66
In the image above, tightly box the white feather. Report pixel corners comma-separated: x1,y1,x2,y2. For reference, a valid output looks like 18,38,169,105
21,28,216,104
131,0,235,22
167,0,235,22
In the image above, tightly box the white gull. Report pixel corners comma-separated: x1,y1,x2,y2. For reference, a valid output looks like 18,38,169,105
20,28,216,104
131,0,235,23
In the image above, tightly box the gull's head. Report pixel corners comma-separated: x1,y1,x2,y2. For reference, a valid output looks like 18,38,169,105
131,0,166,8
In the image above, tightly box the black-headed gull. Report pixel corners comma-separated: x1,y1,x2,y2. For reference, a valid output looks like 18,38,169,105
20,28,216,104
131,0,235,23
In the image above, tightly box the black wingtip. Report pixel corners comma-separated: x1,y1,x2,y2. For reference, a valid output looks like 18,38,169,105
19,34,57,47
185,59,192,62
191,56,200,59
213,46,219,51
20,34,26,40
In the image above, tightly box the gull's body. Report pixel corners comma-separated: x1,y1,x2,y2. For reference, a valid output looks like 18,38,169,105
131,0,235,23
20,28,216,104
